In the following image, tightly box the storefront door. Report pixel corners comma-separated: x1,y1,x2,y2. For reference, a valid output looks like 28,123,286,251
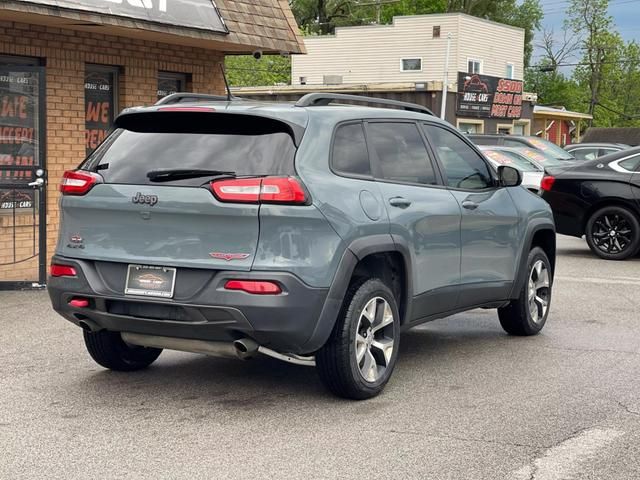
0,65,46,288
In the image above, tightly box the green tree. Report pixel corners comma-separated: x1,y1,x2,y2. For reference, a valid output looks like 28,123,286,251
225,55,291,88
567,0,614,124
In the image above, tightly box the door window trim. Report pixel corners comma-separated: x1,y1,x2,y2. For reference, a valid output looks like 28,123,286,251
421,121,499,192
364,119,445,188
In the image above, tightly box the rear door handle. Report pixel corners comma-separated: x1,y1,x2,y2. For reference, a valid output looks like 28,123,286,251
389,197,412,208
462,200,478,210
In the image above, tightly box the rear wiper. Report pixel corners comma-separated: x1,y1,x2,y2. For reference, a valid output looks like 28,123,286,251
147,169,236,182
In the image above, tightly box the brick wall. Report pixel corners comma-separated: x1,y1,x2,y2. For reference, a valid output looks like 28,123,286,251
0,20,225,283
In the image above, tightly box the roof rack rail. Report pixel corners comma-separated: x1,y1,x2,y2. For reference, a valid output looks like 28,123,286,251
155,92,240,106
295,93,434,116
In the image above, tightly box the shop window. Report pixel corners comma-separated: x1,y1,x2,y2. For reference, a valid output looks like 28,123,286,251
158,72,189,100
467,59,482,74
458,122,482,134
85,65,118,156
513,123,526,135
400,58,422,72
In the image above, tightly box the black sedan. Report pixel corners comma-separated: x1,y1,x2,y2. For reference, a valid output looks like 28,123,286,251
541,147,640,260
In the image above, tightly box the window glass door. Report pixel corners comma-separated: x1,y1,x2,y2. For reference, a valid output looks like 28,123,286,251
0,64,46,286
85,65,117,156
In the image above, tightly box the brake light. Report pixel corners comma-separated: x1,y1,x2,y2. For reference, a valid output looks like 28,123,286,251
50,264,77,277
211,177,307,204
541,175,555,192
60,170,101,196
224,280,282,295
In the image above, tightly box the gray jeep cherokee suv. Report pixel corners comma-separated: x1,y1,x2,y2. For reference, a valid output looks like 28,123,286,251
48,93,556,399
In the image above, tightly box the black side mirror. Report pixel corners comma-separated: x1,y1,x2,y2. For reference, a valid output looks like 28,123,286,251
498,165,522,187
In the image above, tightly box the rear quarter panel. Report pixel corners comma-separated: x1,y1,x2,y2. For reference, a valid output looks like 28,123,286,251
294,113,392,267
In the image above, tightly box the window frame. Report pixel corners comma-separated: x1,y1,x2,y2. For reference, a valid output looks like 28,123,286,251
400,58,423,73
467,58,483,74
506,63,515,79
329,120,374,181
364,119,445,188
421,121,499,192
157,71,190,100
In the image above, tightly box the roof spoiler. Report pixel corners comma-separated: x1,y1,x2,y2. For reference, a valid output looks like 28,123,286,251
295,93,434,116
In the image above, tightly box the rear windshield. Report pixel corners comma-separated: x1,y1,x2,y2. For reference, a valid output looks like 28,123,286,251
82,113,297,186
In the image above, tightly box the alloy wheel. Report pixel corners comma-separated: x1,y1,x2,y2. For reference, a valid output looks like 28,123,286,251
528,260,550,324
354,297,396,383
591,214,633,254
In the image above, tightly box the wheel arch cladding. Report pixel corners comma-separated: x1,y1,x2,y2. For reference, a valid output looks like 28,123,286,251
300,236,412,353
511,223,556,298
531,229,556,276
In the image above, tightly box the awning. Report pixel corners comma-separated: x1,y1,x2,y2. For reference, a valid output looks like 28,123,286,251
533,105,592,121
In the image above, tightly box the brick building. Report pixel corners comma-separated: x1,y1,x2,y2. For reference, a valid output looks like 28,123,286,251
0,0,304,287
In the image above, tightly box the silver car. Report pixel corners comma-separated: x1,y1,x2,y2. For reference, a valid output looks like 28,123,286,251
479,146,545,194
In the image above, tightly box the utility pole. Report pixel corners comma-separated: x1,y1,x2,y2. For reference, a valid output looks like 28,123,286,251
440,32,453,120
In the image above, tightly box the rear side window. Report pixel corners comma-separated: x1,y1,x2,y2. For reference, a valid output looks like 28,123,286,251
82,113,297,186
619,155,640,172
332,123,371,176
367,122,437,185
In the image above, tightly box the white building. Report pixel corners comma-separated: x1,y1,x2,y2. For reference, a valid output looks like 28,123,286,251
291,13,524,86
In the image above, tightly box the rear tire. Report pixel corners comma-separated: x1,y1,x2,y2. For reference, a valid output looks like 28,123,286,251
83,330,162,371
498,247,552,336
316,278,400,400
585,206,640,260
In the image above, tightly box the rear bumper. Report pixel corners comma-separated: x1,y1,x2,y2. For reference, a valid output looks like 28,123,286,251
47,256,330,354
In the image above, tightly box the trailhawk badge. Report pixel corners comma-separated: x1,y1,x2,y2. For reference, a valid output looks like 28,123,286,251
209,252,251,261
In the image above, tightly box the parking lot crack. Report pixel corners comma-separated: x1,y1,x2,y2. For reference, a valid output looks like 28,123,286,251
616,400,640,417
387,429,538,449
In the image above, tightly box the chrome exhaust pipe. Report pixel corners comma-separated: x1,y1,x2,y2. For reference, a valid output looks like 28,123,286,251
121,332,255,360
120,333,315,366
233,338,259,359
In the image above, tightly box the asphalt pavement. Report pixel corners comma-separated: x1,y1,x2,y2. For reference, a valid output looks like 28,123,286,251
1,235,639,479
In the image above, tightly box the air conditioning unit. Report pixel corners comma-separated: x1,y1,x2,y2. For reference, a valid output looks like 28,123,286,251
323,75,343,85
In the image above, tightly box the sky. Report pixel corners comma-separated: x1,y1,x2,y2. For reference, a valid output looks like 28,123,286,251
534,0,640,69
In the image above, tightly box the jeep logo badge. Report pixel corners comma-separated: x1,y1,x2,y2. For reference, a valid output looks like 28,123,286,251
132,192,158,206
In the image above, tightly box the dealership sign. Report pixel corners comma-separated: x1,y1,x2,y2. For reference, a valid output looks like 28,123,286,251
17,0,227,33
456,72,523,119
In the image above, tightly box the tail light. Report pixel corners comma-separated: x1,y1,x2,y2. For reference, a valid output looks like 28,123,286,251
60,170,101,196
224,280,282,295
541,175,555,192
211,177,307,205
50,264,77,277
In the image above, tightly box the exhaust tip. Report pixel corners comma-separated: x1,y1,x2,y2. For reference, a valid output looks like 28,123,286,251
233,338,259,359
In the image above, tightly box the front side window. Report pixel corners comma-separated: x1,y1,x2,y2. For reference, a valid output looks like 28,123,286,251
401,58,422,72
332,123,371,176
424,125,493,190
468,59,482,74
367,122,437,185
